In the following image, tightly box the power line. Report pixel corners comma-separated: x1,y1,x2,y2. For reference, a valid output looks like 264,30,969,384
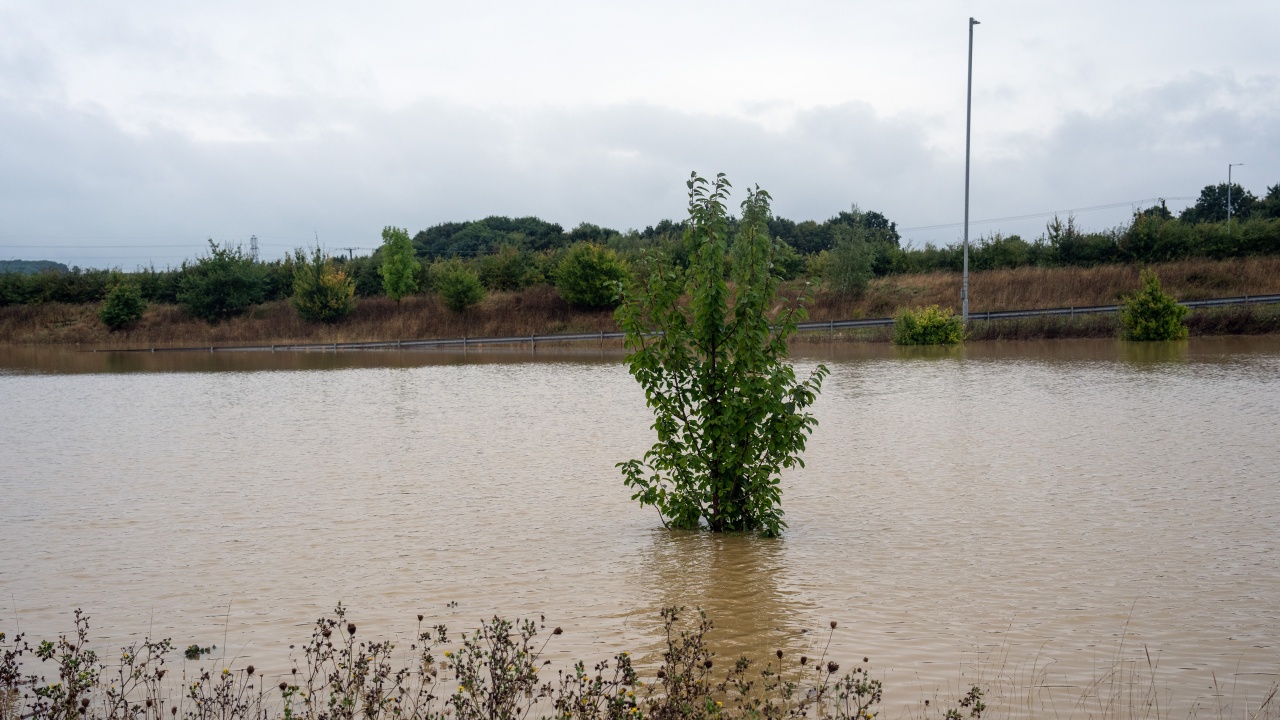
899,196,1194,233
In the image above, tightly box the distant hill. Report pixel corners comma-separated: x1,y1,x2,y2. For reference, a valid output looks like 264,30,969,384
0,259,70,275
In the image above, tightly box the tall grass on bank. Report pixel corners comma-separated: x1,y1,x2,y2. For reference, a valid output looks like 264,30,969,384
1,608,980,720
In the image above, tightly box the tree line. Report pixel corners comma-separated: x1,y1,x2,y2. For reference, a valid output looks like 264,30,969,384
1,180,1277,331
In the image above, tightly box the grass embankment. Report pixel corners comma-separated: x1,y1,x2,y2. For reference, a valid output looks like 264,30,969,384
3,258,1280,348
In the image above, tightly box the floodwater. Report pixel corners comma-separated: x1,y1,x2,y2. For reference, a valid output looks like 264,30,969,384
1,337,1278,718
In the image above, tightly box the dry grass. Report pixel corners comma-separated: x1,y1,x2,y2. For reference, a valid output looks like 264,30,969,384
0,286,617,349
802,256,1280,323
3,258,1279,348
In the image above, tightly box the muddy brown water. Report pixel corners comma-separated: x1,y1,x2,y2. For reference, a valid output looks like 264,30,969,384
1,338,1278,717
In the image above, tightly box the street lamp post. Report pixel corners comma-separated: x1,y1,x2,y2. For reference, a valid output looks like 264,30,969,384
963,17,980,325
1228,163,1244,232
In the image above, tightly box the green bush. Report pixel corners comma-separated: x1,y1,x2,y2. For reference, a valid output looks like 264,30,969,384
135,267,181,304
477,245,543,291
554,242,628,309
176,241,268,323
98,280,146,331
1120,269,1188,340
431,259,485,312
379,226,420,301
339,254,384,297
893,305,964,345
290,248,357,323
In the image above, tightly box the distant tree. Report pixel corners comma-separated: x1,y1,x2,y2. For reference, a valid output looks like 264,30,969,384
413,216,568,258
99,278,146,330
1180,183,1257,224
1252,184,1280,220
769,239,806,280
475,246,541,291
431,259,485,311
0,260,69,275
177,240,267,322
1137,199,1173,220
568,222,620,245
825,225,874,296
379,226,419,301
291,247,357,323
555,242,628,309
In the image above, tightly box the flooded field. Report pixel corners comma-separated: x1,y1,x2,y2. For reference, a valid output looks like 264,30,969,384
2,337,1278,718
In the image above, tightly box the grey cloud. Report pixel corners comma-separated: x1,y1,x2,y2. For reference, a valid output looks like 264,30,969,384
2,72,1277,267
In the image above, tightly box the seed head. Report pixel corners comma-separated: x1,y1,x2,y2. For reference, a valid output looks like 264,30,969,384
279,682,288,692
417,615,424,622
656,670,666,679
81,698,91,708
827,661,839,673
703,660,713,669
247,665,255,676
800,656,808,666
830,621,838,629
552,627,563,636
347,623,356,636
776,649,783,659
322,629,332,639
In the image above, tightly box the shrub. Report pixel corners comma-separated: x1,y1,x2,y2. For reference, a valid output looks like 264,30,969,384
98,280,146,331
477,245,543,291
176,241,267,323
554,242,627,309
1120,269,1188,340
431,259,485,311
340,254,384,297
617,174,827,537
134,267,181,304
893,305,964,345
379,226,420,301
290,248,357,323
0,273,34,307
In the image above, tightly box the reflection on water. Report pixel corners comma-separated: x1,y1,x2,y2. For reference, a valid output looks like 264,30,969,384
633,532,813,664
1,336,1278,718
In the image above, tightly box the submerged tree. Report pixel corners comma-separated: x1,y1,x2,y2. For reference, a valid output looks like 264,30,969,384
1120,269,1188,341
617,173,828,537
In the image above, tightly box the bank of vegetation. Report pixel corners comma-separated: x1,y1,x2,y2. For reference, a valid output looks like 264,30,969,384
1,181,1279,347
2,257,1278,347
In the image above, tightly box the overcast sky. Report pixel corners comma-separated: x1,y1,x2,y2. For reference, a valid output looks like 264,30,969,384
2,1,1277,268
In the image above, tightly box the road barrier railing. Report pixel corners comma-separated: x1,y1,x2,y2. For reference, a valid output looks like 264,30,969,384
98,293,1280,354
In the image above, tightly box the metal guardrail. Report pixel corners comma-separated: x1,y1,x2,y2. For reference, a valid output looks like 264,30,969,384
100,293,1280,354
